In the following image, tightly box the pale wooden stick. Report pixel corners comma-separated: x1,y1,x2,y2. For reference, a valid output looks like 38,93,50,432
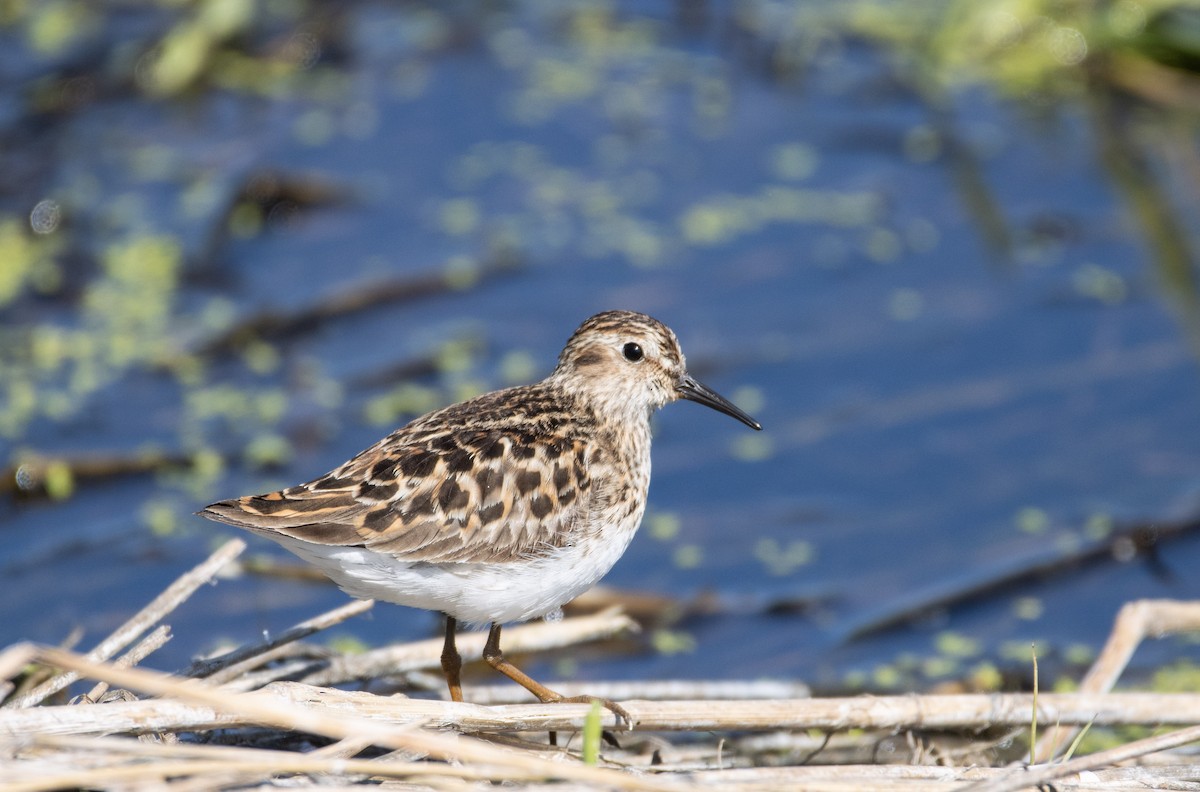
677,763,1200,789
184,598,373,683
240,608,637,690
14,645,670,791
971,722,1200,792
3,755,560,792
0,643,38,704
460,679,811,704
685,763,997,787
1035,599,1200,762
208,645,332,688
19,747,1197,792
161,733,386,792
9,684,1200,738
0,644,37,685
309,734,381,758
4,539,245,709
4,628,85,704
80,624,172,703
195,685,1200,733
34,734,412,792
219,656,326,691
13,739,1200,792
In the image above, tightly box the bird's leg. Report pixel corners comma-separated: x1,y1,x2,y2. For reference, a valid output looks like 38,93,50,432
482,623,631,725
440,615,463,702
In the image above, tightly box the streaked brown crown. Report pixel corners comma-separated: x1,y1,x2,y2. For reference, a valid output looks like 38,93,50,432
550,310,685,421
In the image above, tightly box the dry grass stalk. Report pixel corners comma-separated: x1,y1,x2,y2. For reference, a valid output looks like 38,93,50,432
970,722,1200,792
460,679,811,704
80,623,173,703
8,734,595,791
1035,599,1200,762
287,608,638,689
7,682,1200,739
5,645,670,791
184,598,374,683
13,734,1200,791
675,763,1200,789
4,539,1200,790
211,608,636,693
4,539,246,710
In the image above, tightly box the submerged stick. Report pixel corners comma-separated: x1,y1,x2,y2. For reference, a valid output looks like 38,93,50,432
0,450,192,500
196,258,518,357
843,514,1200,642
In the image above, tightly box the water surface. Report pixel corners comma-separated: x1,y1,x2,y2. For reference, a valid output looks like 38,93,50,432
3,2,1200,694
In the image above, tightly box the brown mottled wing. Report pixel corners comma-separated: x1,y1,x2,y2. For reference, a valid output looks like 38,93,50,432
200,428,591,564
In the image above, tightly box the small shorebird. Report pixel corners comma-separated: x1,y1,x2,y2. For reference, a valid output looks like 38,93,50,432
200,310,760,721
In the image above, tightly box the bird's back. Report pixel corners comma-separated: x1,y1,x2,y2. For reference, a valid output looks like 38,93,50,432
200,380,647,565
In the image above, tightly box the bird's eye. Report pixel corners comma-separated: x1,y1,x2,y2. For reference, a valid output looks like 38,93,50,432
622,342,644,362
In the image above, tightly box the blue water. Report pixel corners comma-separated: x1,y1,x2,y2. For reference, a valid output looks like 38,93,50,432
3,2,1200,693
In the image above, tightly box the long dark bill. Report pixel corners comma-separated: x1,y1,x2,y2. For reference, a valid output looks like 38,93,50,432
676,374,762,430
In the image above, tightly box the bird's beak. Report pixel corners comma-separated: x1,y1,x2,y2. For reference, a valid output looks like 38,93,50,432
676,374,762,430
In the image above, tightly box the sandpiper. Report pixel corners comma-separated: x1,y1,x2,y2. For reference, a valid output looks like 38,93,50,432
200,310,761,721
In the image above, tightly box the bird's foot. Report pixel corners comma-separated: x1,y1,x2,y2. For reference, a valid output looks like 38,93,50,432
546,694,629,748
549,693,631,727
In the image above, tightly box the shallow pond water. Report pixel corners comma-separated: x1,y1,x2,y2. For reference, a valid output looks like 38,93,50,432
3,2,1200,695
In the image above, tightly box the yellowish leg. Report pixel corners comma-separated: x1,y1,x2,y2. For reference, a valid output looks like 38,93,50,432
440,615,463,702
482,623,630,724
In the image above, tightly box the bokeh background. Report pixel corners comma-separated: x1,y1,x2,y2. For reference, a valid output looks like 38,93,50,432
4,0,1200,695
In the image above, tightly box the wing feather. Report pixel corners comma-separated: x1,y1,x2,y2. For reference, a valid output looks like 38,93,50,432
200,419,592,564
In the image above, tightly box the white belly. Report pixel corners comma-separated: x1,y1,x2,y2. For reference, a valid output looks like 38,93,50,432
272,527,639,625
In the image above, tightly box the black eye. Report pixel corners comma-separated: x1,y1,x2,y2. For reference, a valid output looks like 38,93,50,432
622,342,644,362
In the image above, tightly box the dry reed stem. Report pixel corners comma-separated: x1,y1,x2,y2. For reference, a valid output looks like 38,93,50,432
5,757,518,792
5,734,573,792
970,722,1200,792
1035,599,1200,762
214,608,636,693
7,645,672,791
0,644,37,686
184,598,374,683
16,735,1200,792
237,608,637,690
678,763,1200,790
4,539,246,709
213,655,334,691
3,538,1199,791
460,679,811,704
147,734,388,792
81,624,172,703
8,683,1200,738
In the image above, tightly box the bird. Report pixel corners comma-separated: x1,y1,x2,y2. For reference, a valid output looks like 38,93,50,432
199,310,761,723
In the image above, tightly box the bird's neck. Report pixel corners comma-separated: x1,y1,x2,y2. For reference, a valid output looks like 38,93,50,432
545,376,654,463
